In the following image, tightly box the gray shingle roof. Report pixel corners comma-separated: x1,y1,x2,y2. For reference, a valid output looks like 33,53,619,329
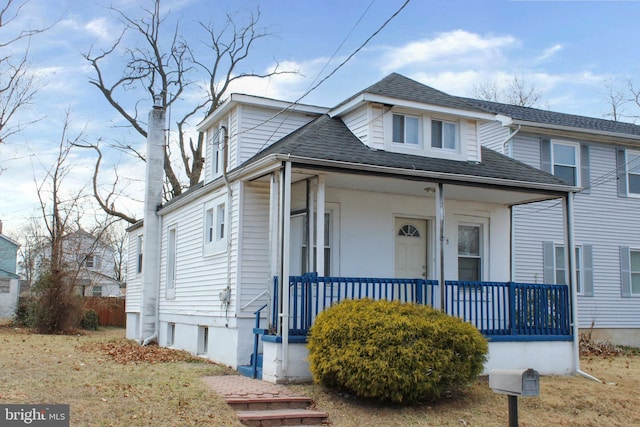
245,114,569,189
349,73,640,138
336,73,480,112
464,98,640,137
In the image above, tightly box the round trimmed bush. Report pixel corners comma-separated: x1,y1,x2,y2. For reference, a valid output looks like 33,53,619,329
307,299,488,404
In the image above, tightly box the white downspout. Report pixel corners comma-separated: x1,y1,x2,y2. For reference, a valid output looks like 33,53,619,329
565,193,601,382
501,125,521,156
220,126,233,317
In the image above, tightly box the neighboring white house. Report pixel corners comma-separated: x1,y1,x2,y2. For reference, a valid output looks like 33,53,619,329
36,229,123,297
126,74,580,383
0,221,20,319
468,98,640,346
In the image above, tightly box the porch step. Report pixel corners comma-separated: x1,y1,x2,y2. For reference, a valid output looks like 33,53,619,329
226,396,314,411
238,353,263,380
235,408,329,427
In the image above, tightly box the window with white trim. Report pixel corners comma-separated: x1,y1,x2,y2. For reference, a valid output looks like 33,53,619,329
92,286,102,297
431,119,457,150
458,224,482,281
392,114,419,145
554,245,582,294
631,249,640,295
552,141,580,186
0,278,10,294
301,212,332,276
209,127,224,180
136,235,143,274
167,226,177,292
203,198,227,255
627,150,640,196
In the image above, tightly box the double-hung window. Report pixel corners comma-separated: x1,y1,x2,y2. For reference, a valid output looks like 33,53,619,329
136,235,143,274
631,250,640,295
167,226,177,294
627,150,640,196
392,114,419,145
204,198,227,255
458,224,482,281
431,119,457,150
552,142,579,185
209,127,224,180
554,245,582,294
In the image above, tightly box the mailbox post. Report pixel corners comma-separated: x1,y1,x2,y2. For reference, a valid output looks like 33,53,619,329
489,369,540,427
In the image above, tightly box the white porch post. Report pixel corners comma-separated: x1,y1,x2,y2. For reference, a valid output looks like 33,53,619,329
316,175,325,276
280,162,292,376
308,180,315,273
268,171,281,329
436,183,445,310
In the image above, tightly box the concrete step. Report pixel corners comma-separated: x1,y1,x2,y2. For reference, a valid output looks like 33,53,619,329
226,396,314,411
236,408,329,427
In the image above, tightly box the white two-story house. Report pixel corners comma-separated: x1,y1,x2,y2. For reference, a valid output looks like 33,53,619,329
126,73,580,383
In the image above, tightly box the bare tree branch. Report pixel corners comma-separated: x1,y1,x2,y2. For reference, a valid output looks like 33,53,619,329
83,0,297,221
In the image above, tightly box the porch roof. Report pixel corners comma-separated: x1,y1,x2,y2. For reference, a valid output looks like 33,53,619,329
242,114,576,196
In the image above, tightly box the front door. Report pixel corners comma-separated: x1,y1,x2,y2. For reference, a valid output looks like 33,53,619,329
394,218,427,279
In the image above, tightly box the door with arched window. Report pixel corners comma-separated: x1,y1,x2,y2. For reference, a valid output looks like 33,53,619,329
394,218,427,279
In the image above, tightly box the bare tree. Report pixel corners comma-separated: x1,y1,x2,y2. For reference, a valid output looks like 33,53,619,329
81,0,293,223
473,75,544,108
601,76,640,123
31,114,88,333
0,0,49,145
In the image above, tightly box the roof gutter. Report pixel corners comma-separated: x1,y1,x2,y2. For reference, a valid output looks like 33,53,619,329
272,154,578,195
509,119,640,144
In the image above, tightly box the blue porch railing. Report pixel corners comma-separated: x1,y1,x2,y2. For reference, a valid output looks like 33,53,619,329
271,274,572,341
443,281,571,341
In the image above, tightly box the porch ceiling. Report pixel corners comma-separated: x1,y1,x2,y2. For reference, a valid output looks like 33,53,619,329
289,170,562,206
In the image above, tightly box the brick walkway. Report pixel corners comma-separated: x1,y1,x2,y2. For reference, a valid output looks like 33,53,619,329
202,375,308,399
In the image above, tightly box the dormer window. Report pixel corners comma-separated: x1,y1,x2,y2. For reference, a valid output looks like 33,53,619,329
431,120,457,150
209,127,224,180
392,114,419,145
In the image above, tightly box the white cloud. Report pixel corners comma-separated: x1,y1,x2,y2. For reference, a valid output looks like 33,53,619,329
380,30,518,73
84,18,114,41
537,44,563,62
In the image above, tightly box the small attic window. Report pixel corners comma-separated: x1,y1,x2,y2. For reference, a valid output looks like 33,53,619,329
392,114,419,145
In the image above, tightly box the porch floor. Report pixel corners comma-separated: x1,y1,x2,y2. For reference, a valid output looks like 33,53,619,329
203,375,328,426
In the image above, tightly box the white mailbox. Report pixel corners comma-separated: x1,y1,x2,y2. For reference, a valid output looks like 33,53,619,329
489,368,540,397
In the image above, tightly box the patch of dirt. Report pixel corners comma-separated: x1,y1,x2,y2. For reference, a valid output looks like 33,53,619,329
77,339,215,364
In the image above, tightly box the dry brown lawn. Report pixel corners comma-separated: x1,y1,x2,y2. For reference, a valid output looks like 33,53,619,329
0,326,638,426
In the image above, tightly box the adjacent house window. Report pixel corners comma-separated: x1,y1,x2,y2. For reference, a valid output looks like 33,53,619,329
0,278,10,294
431,119,457,150
554,245,582,294
136,235,143,274
204,198,227,255
167,226,177,294
92,286,102,297
626,150,640,196
392,114,419,145
458,224,482,281
552,141,579,185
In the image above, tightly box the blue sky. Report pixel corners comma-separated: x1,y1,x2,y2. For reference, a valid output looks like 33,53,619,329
2,0,640,234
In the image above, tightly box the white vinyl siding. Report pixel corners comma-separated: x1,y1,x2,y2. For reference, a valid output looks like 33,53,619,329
342,105,372,147
238,181,271,314
158,185,238,318
236,105,319,166
478,121,509,154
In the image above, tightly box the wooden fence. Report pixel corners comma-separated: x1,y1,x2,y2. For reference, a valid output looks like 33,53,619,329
83,297,126,327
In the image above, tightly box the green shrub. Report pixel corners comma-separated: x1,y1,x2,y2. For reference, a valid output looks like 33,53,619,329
307,299,488,404
13,296,36,327
80,309,100,331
